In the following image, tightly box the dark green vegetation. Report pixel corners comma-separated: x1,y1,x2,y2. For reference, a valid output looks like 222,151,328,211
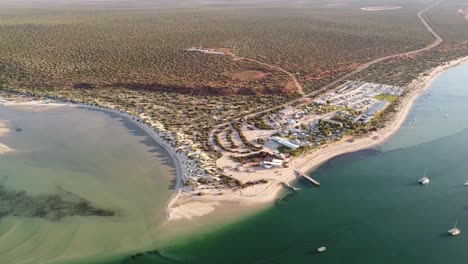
0,1,466,162
0,87,287,158
374,94,398,102
231,151,270,164
0,1,467,264
0,2,436,96
0,185,114,221
426,3,468,44
355,2,468,87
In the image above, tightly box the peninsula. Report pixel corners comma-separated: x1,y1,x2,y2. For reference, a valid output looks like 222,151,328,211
0,0,467,223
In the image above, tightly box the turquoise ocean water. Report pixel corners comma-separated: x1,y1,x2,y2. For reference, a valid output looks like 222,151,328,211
120,62,468,264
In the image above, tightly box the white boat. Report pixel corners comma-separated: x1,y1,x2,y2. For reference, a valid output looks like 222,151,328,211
448,220,461,236
317,246,326,253
418,168,430,185
464,179,468,186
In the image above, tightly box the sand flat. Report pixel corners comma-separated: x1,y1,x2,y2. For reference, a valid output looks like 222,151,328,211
361,6,402,11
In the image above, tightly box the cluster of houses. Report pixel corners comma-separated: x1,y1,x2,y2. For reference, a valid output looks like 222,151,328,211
266,106,329,130
260,158,284,169
253,81,406,169
259,150,290,169
314,81,404,112
261,109,358,158
357,100,390,124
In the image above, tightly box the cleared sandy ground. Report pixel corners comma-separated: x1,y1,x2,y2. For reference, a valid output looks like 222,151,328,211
459,9,468,20
326,3,347,7
361,6,402,11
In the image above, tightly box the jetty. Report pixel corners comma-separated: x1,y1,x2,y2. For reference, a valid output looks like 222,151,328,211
294,169,321,186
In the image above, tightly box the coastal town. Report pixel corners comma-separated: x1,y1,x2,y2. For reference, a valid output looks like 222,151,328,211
1,0,468,262
2,55,468,222
0,0,465,223
0,79,405,194
186,81,406,192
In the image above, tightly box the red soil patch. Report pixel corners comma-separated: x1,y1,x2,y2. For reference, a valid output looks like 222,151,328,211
285,80,297,93
304,63,360,81
361,6,402,11
225,70,271,81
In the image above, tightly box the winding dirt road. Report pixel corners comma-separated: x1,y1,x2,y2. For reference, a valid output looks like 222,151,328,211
209,0,443,150
232,56,305,95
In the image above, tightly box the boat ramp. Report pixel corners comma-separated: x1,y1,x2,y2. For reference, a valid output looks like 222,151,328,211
294,169,321,186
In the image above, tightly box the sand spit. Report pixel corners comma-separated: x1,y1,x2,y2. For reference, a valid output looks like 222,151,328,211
326,3,347,7
0,120,14,155
168,201,220,221
0,124,10,137
0,143,14,155
0,98,65,111
0,99,66,154
361,6,402,11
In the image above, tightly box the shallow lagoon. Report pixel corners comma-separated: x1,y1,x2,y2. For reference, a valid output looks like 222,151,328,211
0,105,176,264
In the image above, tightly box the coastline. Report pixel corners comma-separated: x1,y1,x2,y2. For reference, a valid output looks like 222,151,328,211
0,55,467,224
74,105,186,218
294,55,468,173
0,99,186,220
0,120,14,155
166,55,468,221
75,105,186,219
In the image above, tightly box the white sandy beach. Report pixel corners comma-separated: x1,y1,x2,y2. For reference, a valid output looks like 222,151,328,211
361,6,402,11
0,143,14,155
0,120,14,155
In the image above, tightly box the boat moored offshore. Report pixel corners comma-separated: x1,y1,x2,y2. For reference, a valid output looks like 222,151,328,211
418,168,430,185
448,220,461,236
